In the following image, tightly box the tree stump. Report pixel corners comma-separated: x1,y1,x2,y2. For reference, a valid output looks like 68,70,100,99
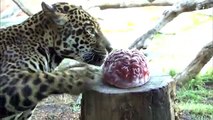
81,75,176,120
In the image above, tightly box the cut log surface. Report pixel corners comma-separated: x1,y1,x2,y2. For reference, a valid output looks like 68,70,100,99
81,76,176,120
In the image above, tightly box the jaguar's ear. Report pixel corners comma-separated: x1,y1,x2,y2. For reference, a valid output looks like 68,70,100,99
41,2,67,25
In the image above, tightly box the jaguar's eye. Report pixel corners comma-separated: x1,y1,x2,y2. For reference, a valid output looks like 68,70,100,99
85,26,95,36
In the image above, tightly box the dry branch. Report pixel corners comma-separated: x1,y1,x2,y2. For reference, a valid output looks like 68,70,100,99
12,0,33,16
129,0,213,49
93,2,172,10
87,0,176,10
175,41,213,87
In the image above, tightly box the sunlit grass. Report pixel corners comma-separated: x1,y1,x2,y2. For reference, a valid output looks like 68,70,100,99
175,69,213,119
178,103,213,115
177,88,212,103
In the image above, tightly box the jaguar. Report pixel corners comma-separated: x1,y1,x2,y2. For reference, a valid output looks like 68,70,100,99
0,2,112,120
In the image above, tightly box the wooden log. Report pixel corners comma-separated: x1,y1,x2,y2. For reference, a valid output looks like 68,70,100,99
81,75,176,120
175,41,213,87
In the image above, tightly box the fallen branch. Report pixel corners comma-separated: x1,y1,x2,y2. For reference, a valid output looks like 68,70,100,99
175,41,213,87
129,0,213,49
87,0,175,10
12,0,33,16
94,3,172,10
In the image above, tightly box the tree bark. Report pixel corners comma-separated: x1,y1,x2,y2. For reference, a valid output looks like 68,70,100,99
175,41,213,87
81,76,176,120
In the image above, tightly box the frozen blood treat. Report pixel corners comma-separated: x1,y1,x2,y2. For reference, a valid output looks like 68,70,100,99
103,49,150,88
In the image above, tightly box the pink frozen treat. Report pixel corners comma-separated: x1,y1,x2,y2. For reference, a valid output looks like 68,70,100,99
103,49,150,88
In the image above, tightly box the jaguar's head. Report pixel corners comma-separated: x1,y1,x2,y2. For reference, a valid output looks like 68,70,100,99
42,2,112,66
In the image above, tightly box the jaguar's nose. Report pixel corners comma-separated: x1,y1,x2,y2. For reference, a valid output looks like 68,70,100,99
106,46,113,54
83,51,106,66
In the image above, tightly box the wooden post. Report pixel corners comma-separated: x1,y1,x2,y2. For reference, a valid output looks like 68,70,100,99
81,76,176,120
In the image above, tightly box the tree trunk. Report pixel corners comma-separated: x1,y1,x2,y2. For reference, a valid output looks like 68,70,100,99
81,76,176,120
175,41,213,87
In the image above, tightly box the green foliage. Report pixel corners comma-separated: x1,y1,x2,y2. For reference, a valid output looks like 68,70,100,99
169,69,177,77
177,70,213,118
186,77,205,90
200,69,213,82
177,89,211,103
178,103,213,115
180,69,213,90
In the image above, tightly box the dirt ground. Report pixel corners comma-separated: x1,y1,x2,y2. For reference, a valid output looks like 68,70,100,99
31,94,80,120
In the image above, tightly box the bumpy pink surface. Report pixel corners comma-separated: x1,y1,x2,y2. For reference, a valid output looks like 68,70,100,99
103,49,150,88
